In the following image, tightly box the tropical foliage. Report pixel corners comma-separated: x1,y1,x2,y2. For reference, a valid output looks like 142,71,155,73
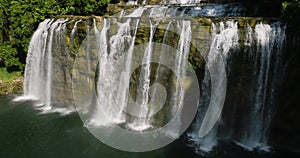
0,0,110,72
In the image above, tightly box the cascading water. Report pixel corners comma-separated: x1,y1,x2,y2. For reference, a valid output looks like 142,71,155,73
14,18,77,114
71,20,82,43
84,18,110,127
86,18,193,134
235,22,286,151
188,21,238,153
16,19,54,104
188,21,286,154
168,20,192,137
127,20,159,131
16,0,287,155
20,19,53,101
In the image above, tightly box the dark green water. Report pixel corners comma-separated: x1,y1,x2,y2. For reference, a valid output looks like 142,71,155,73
0,95,299,158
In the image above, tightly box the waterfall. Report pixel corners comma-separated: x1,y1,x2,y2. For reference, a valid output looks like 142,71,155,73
85,18,193,133
16,0,287,154
71,20,82,43
188,21,238,154
20,19,53,101
84,18,110,127
86,18,136,127
43,19,62,110
14,19,75,115
82,17,195,135
170,20,192,137
15,19,61,107
200,20,238,141
235,22,286,151
127,20,159,131
126,7,145,17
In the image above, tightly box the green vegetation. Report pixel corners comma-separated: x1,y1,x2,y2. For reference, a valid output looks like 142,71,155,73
0,0,110,94
0,68,21,82
0,0,110,73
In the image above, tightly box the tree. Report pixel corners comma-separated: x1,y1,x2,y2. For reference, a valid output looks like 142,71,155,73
0,0,111,72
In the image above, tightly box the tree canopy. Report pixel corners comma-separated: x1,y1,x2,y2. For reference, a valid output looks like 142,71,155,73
0,0,110,72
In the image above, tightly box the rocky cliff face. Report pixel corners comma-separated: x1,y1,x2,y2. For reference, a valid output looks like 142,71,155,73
42,16,281,106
